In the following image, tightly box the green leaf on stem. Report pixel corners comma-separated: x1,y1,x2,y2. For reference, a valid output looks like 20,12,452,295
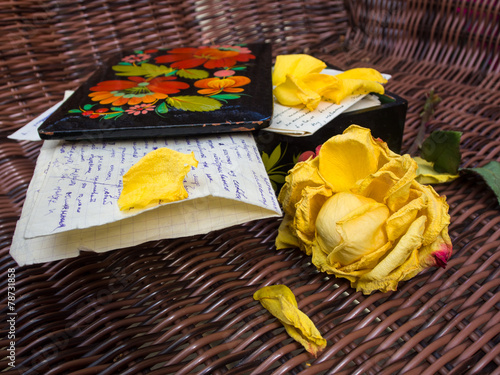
462,161,500,205
420,130,462,174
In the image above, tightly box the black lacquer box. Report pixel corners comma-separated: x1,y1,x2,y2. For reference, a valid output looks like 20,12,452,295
38,44,273,140
255,92,408,192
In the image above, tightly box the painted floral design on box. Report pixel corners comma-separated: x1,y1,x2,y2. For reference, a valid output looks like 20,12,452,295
69,45,256,119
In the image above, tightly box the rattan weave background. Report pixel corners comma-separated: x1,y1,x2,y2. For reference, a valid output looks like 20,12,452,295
1,0,499,374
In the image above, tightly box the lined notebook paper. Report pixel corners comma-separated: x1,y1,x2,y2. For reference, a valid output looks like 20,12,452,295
10,133,281,266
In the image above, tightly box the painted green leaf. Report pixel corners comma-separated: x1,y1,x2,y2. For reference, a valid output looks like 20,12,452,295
462,161,500,205
261,152,269,166
104,113,122,119
167,96,222,112
268,144,282,169
232,66,247,70
270,174,286,184
134,50,144,54
111,107,124,112
157,102,168,114
83,104,94,110
421,130,462,174
112,63,175,79
68,109,82,113
176,69,209,79
211,94,240,100
118,62,132,66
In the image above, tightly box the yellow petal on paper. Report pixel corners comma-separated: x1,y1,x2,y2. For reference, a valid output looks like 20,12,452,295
274,74,322,110
335,68,388,83
272,54,327,86
254,285,327,357
301,73,340,95
117,148,198,211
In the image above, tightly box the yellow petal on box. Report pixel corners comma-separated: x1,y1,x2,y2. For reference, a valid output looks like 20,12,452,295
335,68,388,83
254,285,327,357
272,54,327,86
117,148,198,211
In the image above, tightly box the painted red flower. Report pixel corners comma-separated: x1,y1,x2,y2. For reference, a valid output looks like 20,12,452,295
88,76,189,106
155,46,255,69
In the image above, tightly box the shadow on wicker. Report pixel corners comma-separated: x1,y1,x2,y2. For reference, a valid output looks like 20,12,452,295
1,1,499,374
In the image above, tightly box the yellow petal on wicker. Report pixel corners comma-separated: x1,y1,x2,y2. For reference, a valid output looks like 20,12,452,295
117,148,198,211
322,78,385,105
414,156,460,185
253,285,327,357
272,54,327,86
335,68,388,83
317,125,390,192
274,74,322,110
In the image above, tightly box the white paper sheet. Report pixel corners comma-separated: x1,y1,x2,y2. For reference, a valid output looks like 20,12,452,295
7,91,74,141
10,133,281,266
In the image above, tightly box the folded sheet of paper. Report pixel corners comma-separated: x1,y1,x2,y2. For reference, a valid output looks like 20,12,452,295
265,69,391,136
10,133,281,266
8,91,74,141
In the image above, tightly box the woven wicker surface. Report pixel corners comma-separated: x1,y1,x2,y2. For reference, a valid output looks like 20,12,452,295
1,0,499,374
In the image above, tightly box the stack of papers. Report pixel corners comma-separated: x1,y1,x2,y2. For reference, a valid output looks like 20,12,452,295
10,132,281,266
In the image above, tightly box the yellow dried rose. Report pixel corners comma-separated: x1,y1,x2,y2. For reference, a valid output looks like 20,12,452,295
118,148,198,211
273,55,387,110
276,125,453,294
254,284,327,357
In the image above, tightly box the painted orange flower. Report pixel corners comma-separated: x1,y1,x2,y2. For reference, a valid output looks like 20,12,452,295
194,76,251,95
89,76,189,106
155,46,255,69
